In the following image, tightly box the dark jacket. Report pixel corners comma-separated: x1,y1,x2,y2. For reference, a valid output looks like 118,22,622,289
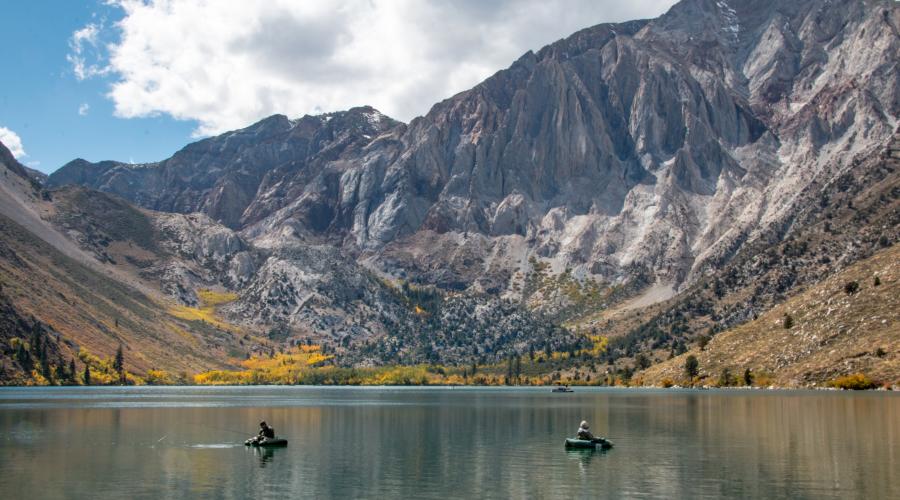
259,426,275,438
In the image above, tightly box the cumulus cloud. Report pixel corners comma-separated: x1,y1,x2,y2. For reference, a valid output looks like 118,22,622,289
0,127,26,159
77,0,677,136
78,103,90,116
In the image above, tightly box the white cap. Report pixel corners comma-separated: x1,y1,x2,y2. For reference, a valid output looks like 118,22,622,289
580,421,589,428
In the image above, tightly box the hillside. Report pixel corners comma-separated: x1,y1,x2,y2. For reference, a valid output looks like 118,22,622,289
1,0,898,385
0,210,241,381
639,244,900,388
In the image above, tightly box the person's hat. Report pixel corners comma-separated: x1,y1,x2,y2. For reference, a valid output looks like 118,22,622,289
260,421,267,426
580,420,589,428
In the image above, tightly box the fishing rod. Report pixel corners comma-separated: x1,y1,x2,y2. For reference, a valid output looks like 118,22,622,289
186,422,251,437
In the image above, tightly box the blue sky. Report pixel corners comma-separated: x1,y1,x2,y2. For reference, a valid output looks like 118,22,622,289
1,0,675,175
0,1,196,173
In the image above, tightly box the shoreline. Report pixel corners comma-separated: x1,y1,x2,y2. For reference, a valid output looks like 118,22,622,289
0,383,896,392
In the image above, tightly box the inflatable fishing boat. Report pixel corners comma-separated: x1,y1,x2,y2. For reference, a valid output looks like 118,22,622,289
245,437,288,447
564,437,613,450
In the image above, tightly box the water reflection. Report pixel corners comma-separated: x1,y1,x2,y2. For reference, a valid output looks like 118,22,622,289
0,387,897,499
564,447,605,473
251,446,278,468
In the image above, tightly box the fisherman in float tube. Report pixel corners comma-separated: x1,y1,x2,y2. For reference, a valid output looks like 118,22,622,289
247,421,276,445
576,421,595,441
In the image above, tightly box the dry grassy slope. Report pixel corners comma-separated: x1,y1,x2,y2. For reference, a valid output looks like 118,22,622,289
0,145,270,382
0,212,240,375
640,244,900,388
0,150,245,379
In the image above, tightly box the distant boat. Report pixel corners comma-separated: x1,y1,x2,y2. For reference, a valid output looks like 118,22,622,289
552,386,574,393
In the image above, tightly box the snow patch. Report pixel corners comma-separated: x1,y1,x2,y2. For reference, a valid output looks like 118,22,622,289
717,1,740,41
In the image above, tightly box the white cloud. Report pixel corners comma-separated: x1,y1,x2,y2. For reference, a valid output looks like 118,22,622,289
67,23,111,80
79,103,91,116
0,127,26,159
77,0,677,136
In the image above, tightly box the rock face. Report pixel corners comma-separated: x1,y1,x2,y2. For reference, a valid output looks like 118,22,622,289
49,107,403,231
47,1,899,306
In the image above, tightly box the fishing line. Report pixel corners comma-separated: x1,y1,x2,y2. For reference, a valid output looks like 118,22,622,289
185,422,251,437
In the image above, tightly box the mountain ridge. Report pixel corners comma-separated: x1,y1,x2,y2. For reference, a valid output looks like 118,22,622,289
1,0,895,384
49,0,899,298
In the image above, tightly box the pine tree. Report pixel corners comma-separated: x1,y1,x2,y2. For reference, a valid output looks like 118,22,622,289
698,335,710,351
743,368,754,386
684,355,699,380
30,327,42,357
42,362,53,384
83,364,91,385
718,368,733,387
636,353,651,370
54,364,66,384
69,359,77,384
114,344,125,384
783,314,794,330
16,343,32,371
39,345,52,383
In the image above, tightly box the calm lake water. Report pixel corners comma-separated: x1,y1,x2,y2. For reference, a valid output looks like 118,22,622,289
0,387,897,499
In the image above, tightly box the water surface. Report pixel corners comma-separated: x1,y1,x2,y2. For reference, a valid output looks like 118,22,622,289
0,386,897,499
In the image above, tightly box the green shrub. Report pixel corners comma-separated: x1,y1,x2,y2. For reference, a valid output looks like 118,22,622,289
717,368,736,387
743,368,754,386
684,355,699,379
698,335,710,351
783,314,794,330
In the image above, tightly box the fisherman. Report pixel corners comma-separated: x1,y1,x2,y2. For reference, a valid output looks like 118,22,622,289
576,420,595,441
259,421,275,439
249,421,275,444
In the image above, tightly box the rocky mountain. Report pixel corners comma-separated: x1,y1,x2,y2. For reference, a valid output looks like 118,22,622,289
0,135,582,382
5,0,898,383
596,130,899,361
49,0,899,299
48,107,403,232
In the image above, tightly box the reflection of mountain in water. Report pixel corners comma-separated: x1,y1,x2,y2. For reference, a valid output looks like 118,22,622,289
0,388,897,498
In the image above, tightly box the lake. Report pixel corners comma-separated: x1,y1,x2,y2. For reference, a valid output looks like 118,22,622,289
0,387,897,499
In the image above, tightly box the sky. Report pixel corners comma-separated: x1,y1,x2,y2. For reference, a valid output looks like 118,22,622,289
0,0,678,175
